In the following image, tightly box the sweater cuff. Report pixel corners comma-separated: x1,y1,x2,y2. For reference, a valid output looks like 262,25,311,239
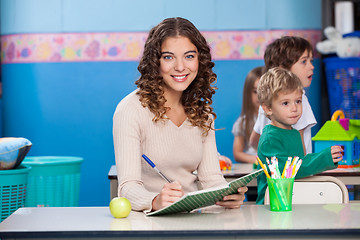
143,192,159,214
323,147,338,170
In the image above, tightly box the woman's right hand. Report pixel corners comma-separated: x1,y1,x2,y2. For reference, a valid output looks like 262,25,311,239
151,181,184,211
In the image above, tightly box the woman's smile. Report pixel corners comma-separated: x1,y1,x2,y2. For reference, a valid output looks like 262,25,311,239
172,74,189,82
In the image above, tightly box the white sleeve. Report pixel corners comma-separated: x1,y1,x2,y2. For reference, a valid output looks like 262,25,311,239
293,93,317,154
293,94,317,131
232,116,245,136
253,106,271,134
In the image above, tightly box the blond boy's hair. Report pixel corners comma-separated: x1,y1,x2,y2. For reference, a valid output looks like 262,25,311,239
257,67,303,108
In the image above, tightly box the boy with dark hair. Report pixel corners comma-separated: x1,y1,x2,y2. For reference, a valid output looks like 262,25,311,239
250,36,316,155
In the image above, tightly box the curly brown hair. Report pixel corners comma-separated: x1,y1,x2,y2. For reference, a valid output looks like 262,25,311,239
264,36,313,70
135,17,217,135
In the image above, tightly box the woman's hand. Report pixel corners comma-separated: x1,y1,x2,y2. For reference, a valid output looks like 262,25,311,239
215,186,248,209
151,181,184,211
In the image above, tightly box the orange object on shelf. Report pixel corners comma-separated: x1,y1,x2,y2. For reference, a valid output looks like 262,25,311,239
219,160,231,170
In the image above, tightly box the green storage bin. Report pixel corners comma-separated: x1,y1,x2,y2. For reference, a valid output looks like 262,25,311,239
0,165,31,222
22,156,83,207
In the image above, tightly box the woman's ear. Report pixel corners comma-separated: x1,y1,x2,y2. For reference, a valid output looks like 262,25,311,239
262,104,272,117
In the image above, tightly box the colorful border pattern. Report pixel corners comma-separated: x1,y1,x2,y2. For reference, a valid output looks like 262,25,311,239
1,30,321,63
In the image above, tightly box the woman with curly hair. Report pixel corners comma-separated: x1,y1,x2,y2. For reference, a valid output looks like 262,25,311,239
113,17,247,212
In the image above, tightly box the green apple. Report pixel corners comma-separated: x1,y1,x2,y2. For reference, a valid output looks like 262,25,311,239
109,197,132,218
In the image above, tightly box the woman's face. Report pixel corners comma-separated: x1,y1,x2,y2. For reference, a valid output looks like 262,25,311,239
159,36,199,95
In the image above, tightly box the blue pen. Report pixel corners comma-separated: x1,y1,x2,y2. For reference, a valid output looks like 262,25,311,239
142,154,172,183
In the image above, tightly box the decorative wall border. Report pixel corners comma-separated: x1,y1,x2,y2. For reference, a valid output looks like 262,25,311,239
1,30,321,63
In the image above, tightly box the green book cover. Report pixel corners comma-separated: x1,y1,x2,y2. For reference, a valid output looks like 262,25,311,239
147,169,264,216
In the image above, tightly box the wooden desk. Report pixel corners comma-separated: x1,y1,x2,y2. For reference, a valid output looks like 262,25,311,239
1,204,359,239
108,164,360,200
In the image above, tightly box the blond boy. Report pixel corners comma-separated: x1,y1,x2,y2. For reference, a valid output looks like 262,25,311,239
256,67,343,204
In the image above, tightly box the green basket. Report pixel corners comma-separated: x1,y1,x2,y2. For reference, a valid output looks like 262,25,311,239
22,156,83,207
0,165,31,222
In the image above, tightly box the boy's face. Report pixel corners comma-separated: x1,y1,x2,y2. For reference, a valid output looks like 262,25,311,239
262,90,303,130
290,50,314,88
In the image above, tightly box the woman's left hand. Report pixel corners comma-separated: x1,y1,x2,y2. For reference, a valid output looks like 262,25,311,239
215,186,248,208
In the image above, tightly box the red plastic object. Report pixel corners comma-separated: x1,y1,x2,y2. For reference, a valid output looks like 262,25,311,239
219,160,231,170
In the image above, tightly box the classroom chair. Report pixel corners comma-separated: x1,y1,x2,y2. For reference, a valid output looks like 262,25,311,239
264,176,349,204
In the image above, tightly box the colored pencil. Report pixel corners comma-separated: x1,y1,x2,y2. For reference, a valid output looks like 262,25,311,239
257,156,271,179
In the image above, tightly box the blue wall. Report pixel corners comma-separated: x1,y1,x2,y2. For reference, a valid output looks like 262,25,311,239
1,0,321,33
1,62,139,206
1,0,322,206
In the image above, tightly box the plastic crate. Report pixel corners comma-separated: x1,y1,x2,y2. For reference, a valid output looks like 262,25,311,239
323,57,360,119
0,165,31,222
22,156,83,207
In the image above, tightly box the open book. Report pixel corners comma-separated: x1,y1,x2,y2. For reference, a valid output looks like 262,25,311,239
146,169,264,216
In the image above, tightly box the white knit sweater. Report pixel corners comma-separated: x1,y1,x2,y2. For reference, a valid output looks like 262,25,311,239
113,90,226,212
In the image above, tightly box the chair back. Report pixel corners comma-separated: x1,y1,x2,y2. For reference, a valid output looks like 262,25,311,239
264,176,349,204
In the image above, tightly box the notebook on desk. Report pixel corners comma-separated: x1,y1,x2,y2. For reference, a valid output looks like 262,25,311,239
146,169,264,216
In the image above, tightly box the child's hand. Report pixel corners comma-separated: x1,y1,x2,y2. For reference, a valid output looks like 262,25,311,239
331,145,344,163
219,154,232,167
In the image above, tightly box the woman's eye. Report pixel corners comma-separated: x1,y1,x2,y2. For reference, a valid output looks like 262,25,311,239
163,55,173,60
185,54,194,59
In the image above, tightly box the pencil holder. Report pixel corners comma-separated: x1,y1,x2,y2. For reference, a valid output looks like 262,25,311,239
267,178,294,212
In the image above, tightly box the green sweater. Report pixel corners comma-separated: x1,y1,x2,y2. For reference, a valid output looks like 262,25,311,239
256,124,337,204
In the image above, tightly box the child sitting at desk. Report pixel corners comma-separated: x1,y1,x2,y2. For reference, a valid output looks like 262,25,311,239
232,66,266,164
250,36,317,155
255,67,343,204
